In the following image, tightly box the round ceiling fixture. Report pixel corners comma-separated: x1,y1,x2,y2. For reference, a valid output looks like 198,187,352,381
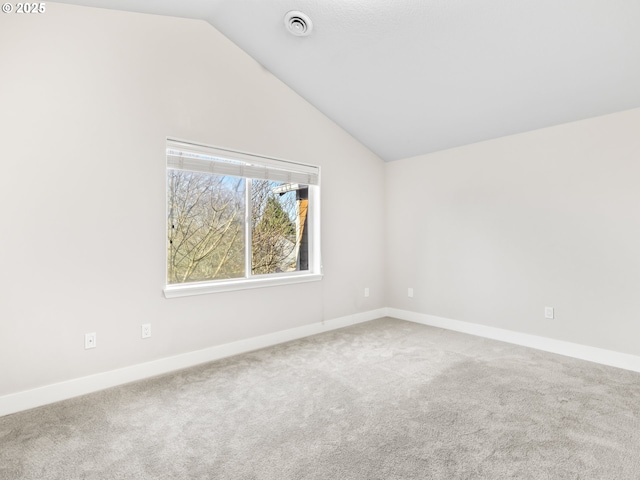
284,11,313,37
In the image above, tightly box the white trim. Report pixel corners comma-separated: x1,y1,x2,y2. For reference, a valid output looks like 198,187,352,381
0,308,386,418
6,307,640,418
307,180,321,275
163,273,323,298
165,138,323,298
387,308,640,374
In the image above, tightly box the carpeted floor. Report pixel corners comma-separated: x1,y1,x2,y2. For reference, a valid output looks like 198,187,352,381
2,317,640,479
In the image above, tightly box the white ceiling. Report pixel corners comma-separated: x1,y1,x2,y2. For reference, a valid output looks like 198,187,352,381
54,1,640,161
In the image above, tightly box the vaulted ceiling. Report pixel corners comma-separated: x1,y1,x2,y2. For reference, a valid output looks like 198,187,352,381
55,1,640,161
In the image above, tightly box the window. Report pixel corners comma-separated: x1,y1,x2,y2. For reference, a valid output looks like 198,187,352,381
164,139,321,298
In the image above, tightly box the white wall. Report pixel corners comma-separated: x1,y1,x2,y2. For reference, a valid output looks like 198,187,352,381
0,4,385,397
386,107,640,355
4,2,639,408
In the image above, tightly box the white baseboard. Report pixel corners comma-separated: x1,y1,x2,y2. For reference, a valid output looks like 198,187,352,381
0,308,386,418
387,308,640,374
5,307,640,418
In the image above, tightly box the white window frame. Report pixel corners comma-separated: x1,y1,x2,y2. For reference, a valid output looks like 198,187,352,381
163,139,322,298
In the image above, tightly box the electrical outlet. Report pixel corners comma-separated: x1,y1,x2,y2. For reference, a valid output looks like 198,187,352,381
85,332,96,349
364,287,370,298
545,307,554,319
408,287,414,298
141,323,151,339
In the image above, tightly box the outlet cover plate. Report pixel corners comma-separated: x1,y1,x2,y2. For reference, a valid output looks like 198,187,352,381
85,332,96,349
141,323,151,339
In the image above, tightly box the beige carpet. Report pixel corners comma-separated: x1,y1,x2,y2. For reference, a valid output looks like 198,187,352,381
2,317,640,479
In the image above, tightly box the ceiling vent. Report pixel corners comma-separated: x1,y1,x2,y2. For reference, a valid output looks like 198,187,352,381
284,11,312,37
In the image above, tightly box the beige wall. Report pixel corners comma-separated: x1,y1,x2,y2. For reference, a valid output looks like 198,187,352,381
0,4,385,396
386,107,640,355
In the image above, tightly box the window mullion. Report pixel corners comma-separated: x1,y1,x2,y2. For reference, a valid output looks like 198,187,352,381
245,178,252,279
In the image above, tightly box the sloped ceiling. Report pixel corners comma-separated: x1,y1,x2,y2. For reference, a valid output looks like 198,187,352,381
54,1,640,161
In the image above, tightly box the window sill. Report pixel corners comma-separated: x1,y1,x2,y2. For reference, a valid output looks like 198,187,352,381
163,272,323,298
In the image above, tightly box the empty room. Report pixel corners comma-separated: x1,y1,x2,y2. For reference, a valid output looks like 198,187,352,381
2,1,640,478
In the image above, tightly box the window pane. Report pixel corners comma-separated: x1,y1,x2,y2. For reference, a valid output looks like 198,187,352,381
251,180,309,275
167,170,245,284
